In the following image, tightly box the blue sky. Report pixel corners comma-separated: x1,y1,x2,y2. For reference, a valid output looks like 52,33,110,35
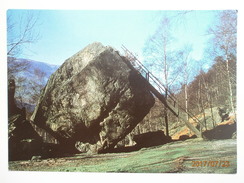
7,10,216,66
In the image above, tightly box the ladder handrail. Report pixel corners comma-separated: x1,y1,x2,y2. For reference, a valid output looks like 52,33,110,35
122,44,181,103
121,45,204,127
122,45,175,101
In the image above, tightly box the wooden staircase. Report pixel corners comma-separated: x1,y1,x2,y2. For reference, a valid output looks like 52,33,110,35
121,45,205,139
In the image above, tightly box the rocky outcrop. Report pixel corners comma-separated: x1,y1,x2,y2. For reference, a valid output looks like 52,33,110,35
199,107,230,129
203,115,236,140
170,107,233,140
133,130,171,148
31,42,155,153
8,79,20,115
8,79,43,160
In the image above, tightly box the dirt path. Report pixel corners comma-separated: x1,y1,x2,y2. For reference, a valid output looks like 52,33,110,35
9,138,237,173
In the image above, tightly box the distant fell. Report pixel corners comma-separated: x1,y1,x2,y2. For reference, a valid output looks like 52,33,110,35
8,57,59,109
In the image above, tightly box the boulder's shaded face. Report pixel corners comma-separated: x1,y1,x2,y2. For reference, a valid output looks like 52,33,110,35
31,42,155,153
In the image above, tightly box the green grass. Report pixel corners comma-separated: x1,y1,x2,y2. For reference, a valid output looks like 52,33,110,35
9,139,237,173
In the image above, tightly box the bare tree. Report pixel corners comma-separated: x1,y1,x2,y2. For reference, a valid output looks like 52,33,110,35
143,17,181,137
7,11,40,78
177,45,194,121
7,11,40,57
208,10,237,113
7,11,42,109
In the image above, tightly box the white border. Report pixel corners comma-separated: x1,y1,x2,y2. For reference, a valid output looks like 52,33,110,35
1,1,243,183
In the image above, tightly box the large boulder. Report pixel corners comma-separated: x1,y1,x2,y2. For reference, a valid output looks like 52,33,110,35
31,42,155,153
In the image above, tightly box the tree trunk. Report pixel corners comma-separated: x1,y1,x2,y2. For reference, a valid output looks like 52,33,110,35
164,107,169,136
184,84,189,121
148,110,152,132
199,81,207,130
226,57,235,114
197,81,202,113
202,76,216,128
164,89,169,137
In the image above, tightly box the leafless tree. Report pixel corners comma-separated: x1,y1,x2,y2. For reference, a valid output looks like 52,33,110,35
177,45,194,120
143,17,181,137
208,10,237,113
7,11,40,57
7,11,42,108
7,11,40,78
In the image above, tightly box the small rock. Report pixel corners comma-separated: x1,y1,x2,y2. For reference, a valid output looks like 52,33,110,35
31,156,42,162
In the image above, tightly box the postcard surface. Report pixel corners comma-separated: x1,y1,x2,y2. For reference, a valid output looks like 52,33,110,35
7,9,237,174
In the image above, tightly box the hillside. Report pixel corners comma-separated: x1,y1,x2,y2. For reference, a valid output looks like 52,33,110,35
8,57,59,81
8,57,59,111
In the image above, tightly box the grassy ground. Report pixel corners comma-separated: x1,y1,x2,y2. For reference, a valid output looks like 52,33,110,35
9,138,237,173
